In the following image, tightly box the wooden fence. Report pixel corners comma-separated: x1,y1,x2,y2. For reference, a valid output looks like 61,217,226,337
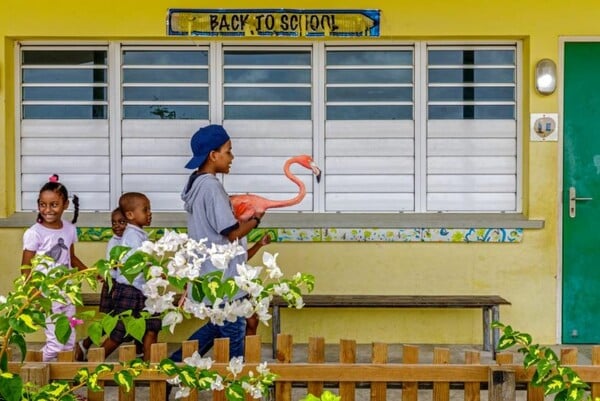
7,334,600,401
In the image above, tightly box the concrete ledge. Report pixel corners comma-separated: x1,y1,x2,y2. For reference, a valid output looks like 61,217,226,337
0,212,544,229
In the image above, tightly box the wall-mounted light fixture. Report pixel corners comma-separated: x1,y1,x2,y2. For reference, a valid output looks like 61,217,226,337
535,58,557,95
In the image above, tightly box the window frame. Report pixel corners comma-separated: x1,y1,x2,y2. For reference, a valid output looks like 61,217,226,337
14,39,523,217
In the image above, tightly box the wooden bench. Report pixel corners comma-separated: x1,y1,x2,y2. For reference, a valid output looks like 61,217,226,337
81,293,510,356
271,295,511,357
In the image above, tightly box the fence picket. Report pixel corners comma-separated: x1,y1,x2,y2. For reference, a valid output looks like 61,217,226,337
308,337,325,397
181,340,200,401
87,346,106,401
25,349,42,362
275,334,294,401
57,350,72,362
213,338,230,401
402,344,419,401
150,342,168,401
118,344,136,401
340,339,357,401
593,346,600,400
432,348,450,401
245,335,262,401
464,350,480,401
371,342,388,401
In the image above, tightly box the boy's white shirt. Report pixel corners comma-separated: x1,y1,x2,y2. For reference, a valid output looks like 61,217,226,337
113,223,148,291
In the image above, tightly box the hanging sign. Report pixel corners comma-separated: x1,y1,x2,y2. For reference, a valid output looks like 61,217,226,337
167,9,380,37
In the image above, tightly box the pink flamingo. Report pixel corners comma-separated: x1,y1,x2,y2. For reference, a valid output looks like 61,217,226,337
230,154,321,221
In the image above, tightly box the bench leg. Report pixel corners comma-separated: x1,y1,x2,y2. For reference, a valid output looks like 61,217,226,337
492,305,500,350
483,307,491,352
272,304,280,359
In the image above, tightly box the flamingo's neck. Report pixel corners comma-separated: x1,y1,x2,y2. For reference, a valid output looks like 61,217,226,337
283,157,306,203
262,158,306,209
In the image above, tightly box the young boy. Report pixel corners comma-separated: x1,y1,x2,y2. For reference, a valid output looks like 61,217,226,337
100,192,160,361
169,124,265,362
75,207,127,361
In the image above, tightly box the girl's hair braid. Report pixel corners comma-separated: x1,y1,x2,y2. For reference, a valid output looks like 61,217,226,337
36,174,80,224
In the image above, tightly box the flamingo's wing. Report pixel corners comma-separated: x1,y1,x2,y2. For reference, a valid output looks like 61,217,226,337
230,195,256,221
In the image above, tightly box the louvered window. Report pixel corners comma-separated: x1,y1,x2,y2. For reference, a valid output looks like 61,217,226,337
222,48,316,213
426,46,518,211
324,47,415,211
17,42,520,214
120,47,209,210
19,47,110,211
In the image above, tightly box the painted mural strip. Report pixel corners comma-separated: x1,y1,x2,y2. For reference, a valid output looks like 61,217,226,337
167,9,380,37
77,227,522,243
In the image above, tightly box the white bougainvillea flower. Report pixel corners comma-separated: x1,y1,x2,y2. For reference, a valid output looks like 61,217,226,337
139,240,155,254
0,295,6,304
183,351,214,370
162,310,183,334
144,293,176,314
175,386,191,399
147,265,163,278
211,375,224,391
256,362,270,375
242,382,263,399
255,298,271,324
273,282,290,296
209,252,229,270
227,356,244,376
143,277,169,296
263,252,283,279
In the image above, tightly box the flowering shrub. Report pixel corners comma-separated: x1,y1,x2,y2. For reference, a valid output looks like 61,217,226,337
494,322,588,401
0,230,314,401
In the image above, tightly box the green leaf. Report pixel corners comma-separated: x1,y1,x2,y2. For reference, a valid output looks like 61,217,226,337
109,245,131,262
9,333,27,362
0,352,7,372
159,359,179,376
74,368,90,385
94,363,115,375
101,314,119,337
300,394,321,401
225,382,245,401
190,281,205,302
16,314,40,332
497,336,516,350
515,332,532,345
0,373,23,401
88,321,104,345
167,276,187,290
122,252,147,282
125,317,146,343
55,314,72,345
221,278,238,300
114,370,134,392
321,391,342,401
545,375,566,394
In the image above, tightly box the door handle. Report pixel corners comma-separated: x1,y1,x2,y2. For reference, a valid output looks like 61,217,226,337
569,186,593,218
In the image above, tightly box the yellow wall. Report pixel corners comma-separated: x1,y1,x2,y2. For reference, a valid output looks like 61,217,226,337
2,0,593,345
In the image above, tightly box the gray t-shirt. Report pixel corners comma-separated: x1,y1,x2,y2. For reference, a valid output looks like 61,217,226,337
181,173,247,301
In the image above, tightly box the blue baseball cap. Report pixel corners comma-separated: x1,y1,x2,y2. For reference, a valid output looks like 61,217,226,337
185,125,231,169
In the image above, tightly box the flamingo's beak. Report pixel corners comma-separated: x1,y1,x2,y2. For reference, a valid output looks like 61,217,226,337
310,162,322,183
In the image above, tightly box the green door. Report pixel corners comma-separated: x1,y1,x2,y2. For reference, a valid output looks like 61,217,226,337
563,42,600,343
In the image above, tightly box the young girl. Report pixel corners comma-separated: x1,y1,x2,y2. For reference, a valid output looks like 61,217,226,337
21,174,87,361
